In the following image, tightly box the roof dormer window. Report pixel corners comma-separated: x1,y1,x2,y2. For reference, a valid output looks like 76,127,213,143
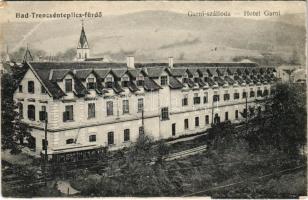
65,79,73,93
136,75,144,86
87,78,96,90
121,76,129,87
183,74,188,83
161,76,168,86
105,76,114,88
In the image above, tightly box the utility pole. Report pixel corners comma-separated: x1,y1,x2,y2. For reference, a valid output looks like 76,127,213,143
245,95,248,135
44,112,48,186
211,98,214,126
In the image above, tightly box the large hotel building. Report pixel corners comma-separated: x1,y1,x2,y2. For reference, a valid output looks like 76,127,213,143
14,25,277,155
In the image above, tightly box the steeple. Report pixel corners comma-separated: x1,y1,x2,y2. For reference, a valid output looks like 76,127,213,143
76,20,90,61
23,44,33,63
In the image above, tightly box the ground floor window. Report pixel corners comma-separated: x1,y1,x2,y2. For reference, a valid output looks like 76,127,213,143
214,114,220,124
172,123,176,136
195,117,199,127
124,129,130,142
108,132,114,145
139,126,144,135
184,119,189,129
235,110,239,119
225,112,229,121
205,115,209,125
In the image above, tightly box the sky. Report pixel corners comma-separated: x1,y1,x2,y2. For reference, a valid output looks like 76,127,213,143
0,1,306,22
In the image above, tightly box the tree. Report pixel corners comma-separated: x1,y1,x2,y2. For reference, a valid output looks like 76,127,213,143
1,68,31,154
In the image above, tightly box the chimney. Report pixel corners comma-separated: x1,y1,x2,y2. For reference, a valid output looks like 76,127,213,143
168,57,174,68
127,56,135,69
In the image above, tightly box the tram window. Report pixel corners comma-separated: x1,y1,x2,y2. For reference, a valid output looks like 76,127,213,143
66,138,74,144
89,135,96,142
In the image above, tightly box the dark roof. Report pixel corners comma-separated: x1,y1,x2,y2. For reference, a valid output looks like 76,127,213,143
112,69,127,78
144,77,161,91
51,69,71,81
75,69,93,80
216,68,227,76
127,81,139,92
24,61,275,99
127,68,142,78
169,76,183,89
144,67,166,78
95,69,110,79
224,76,235,85
169,68,187,77
113,81,124,94
74,78,88,97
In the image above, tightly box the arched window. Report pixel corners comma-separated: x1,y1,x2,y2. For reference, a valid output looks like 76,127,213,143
28,105,35,121
28,81,34,93
66,138,74,144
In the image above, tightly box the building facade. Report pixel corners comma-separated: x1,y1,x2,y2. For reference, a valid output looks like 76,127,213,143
13,26,277,155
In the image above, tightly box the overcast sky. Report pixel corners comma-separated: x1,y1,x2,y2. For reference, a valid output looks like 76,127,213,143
0,1,306,22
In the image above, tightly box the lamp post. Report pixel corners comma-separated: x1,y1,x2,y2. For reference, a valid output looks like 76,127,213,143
44,111,48,186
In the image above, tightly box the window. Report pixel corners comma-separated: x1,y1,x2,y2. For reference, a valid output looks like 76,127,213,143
263,89,269,96
107,101,113,116
193,93,200,104
42,139,48,150
123,100,129,114
194,77,199,83
235,110,239,119
105,77,113,88
182,95,188,106
242,91,247,99
18,85,23,92
28,81,34,93
172,123,176,136
65,79,73,92
63,105,73,122
27,105,35,121
234,92,240,99
39,106,47,121
88,103,95,118
205,115,209,125
87,78,96,90
204,92,208,103
161,76,168,86
121,76,129,87
250,90,255,97
85,53,87,59
224,93,230,101
195,117,199,127
139,126,144,135
89,135,96,142
41,85,47,94
225,112,229,121
108,132,114,145
18,103,23,119
137,98,144,113
257,106,262,114
161,107,169,120
136,76,144,86
66,138,74,144
184,119,189,129
124,129,130,142
257,89,262,97
213,95,220,102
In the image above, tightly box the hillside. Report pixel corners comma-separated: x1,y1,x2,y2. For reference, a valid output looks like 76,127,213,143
1,10,306,63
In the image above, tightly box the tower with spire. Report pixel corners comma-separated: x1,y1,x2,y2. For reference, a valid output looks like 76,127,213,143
76,20,90,61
